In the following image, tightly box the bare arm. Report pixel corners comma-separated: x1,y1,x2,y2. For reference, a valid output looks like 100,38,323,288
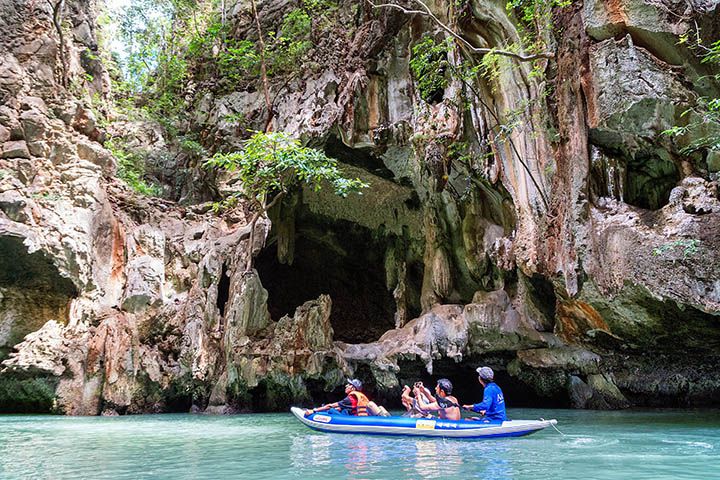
415,393,441,412
313,402,338,412
419,385,437,403
305,402,339,416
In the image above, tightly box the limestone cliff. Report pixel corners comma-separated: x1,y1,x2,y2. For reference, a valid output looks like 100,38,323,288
1,0,719,414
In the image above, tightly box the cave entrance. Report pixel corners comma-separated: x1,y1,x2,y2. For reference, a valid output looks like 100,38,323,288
216,262,230,317
392,358,569,409
256,220,396,343
0,236,78,360
625,153,679,210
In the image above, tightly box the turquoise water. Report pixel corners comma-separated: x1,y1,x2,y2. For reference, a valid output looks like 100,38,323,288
0,409,718,479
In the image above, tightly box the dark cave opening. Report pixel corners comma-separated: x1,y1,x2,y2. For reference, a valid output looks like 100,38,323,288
256,220,397,343
367,358,570,410
216,262,230,317
624,153,680,210
525,274,558,332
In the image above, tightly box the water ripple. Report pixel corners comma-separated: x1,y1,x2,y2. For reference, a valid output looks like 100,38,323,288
0,409,718,479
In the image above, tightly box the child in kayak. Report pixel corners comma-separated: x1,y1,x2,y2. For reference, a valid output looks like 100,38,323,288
462,366,507,422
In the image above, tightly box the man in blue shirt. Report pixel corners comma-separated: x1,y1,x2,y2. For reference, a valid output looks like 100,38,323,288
462,366,507,422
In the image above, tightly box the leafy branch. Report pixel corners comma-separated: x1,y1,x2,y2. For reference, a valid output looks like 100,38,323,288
662,34,720,156
205,132,368,271
652,239,700,260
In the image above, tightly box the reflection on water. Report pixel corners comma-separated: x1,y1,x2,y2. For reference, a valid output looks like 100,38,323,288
412,439,464,479
413,439,441,478
292,434,333,467
2,409,720,480
291,428,520,479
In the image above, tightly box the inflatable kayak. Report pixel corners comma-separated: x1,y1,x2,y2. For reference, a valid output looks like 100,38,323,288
291,407,557,439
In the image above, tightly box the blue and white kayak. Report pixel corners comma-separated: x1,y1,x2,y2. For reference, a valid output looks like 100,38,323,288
291,407,557,439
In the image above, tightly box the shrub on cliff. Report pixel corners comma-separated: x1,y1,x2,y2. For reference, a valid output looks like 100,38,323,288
206,131,368,271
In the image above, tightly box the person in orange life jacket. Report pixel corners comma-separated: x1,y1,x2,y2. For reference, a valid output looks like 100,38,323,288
414,378,462,420
462,366,507,422
304,379,370,417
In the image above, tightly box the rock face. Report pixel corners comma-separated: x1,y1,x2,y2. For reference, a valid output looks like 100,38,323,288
1,0,719,414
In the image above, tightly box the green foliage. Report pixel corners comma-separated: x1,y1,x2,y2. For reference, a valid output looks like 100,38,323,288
702,40,720,64
224,112,247,125
662,39,720,156
652,239,700,259
302,0,336,14
109,0,336,124
506,0,571,24
218,39,261,84
504,0,570,59
410,36,452,103
279,9,312,40
187,20,224,59
105,139,162,196
205,131,368,210
448,141,472,166
179,136,207,157
178,4,315,92
476,48,514,87
211,196,239,214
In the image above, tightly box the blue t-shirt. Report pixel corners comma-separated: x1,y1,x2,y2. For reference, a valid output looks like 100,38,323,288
472,382,507,421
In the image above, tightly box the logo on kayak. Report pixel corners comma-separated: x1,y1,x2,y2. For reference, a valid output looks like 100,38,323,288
416,420,436,430
313,414,331,423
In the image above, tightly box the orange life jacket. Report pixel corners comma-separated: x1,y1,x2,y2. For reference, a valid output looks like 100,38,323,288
348,391,370,416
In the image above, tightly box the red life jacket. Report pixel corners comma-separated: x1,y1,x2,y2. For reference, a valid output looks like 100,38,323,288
348,391,370,416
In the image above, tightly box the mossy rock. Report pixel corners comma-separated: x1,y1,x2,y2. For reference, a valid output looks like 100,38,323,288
164,374,211,412
226,377,252,409
0,375,59,413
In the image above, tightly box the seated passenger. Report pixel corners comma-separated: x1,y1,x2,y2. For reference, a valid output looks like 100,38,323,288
462,366,507,422
305,378,370,416
414,378,461,420
401,382,433,418
367,400,390,417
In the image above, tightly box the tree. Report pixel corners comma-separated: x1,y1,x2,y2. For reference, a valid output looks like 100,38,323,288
47,0,68,87
249,0,273,131
206,132,369,272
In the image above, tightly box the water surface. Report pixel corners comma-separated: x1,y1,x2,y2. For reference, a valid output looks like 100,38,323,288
0,409,717,479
